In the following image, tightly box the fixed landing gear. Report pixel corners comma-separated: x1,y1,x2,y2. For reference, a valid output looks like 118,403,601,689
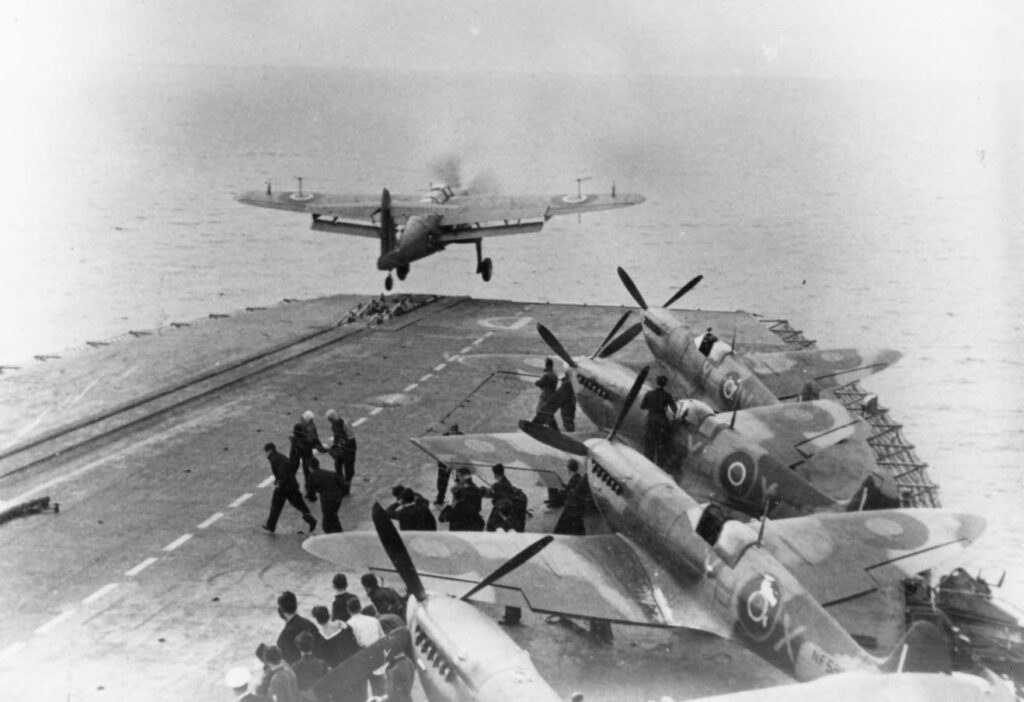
473,240,493,282
385,274,394,291
396,264,409,281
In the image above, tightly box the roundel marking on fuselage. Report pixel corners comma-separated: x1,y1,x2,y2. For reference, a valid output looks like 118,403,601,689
720,371,742,406
737,573,782,642
719,450,757,499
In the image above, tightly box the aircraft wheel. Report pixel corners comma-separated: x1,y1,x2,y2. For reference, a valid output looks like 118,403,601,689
480,257,493,282
396,265,409,281
385,275,394,291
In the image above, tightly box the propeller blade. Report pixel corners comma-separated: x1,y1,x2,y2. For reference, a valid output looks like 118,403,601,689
461,535,554,601
518,420,588,456
599,323,642,358
608,365,650,441
311,627,411,700
593,311,632,358
617,267,648,310
371,503,427,602
662,274,704,308
537,323,577,369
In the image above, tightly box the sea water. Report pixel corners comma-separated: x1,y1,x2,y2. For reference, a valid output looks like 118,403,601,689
1,64,1022,600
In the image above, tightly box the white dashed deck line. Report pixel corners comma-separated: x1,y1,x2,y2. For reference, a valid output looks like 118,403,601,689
459,346,473,354
125,557,158,576
433,363,447,372
419,373,433,382
403,383,418,392
369,407,383,416
472,337,485,345
258,476,275,488
230,493,253,508
198,512,223,529
352,417,367,427
484,331,496,337
35,610,75,635
0,642,25,659
83,583,119,604
163,534,192,552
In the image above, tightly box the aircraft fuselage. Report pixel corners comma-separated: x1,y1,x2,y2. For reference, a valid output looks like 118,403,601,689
581,439,881,681
641,308,779,411
570,358,839,519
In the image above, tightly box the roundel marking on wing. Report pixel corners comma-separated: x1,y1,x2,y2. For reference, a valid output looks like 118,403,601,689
719,451,757,499
288,192,315,202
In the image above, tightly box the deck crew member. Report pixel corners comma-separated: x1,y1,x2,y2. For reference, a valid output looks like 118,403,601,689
531,358,560,429
290,410,322,500
699,327,718,356
640,376,676,469
306,457,345,533
262,442,318,534
325,409,357,488
434,423,462,504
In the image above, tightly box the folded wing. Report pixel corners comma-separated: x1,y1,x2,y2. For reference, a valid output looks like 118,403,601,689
741,348,903,400
728,399,868,467
762,509,986,606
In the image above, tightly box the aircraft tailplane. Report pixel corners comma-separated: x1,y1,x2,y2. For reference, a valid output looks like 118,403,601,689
844,474,901,512
879,619,953,674
379,188,397,257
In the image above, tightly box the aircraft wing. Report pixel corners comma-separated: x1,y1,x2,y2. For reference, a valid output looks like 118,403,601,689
762,509,986,606
729,399,868,467
304,531,731,637
740,347,903,399
411,431,602,489
434,192,646,230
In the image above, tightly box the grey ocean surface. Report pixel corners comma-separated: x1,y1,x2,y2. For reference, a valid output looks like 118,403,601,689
3,65,1023,599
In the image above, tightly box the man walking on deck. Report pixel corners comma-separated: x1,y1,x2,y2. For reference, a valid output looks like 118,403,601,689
262,442,317,534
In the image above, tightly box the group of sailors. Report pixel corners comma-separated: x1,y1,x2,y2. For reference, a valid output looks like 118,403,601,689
226,576,411,702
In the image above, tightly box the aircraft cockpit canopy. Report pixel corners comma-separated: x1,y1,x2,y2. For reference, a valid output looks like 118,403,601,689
695,334,732,363
713,519,759,569
421,183,455,205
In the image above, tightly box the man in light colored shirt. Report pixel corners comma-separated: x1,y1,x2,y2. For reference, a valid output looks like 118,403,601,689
345,596,387,697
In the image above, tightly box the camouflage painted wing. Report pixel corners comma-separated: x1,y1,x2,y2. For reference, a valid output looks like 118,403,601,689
740,348,903,399
303,531,730,636
729,399,868,467
763,508,986,606
410,431,602,489
435,193,646,230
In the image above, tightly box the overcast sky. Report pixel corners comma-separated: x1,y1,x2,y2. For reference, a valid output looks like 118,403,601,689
2,0,1021,81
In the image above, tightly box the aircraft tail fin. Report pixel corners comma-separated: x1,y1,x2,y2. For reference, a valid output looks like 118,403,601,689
880,619,953,674
379,188,397,257
845,473,901,512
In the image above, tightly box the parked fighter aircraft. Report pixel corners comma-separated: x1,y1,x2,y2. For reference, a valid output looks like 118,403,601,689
306,370,985,683
307,502,562,702
237,179,644,290
413,322,891,519
613,267,903,410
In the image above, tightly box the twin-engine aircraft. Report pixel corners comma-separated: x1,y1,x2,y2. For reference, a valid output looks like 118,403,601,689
306,369,985,684
237,180,645,290
614,267,903,410
414,323,890,520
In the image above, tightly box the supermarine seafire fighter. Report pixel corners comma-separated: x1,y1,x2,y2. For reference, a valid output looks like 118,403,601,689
414,322,896,521
306,369,986,685
238,179,645,290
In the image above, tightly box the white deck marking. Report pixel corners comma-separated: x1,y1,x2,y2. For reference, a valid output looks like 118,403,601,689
403,383,418,392
163,534,192,551
0,642,25,659
230,493,253,508
484,331,495,337
197,512,224,529
369,407,383,416
258,476,275,488
471,337,484,345
352,417,367,427
83,583,119,604
459,346,473,354
125,557,158,576
35,610,75,634
434,363,447,372
419,373,433,382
